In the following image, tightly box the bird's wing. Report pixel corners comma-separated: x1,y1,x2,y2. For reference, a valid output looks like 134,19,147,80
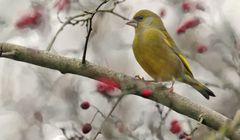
177,53,194,77
161,30,194,77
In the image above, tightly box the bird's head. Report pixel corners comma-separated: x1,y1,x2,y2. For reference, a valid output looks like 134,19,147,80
126,9,165,30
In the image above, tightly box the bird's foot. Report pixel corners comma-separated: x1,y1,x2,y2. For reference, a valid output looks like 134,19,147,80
167,86,174,93
165,80,175,93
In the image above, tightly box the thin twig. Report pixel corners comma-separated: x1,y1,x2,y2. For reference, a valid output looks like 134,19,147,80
98,10,129,20
81,0,108,64
91,111,100,124
162,108,171,120
91,105,107,118
57,11,65,24
47,0,128,53
187,119,194,134
92,95,124,140
189,115,204,136
156,104,171,140
46,13,88,51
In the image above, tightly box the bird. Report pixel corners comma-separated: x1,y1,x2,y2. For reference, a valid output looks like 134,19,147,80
126,9,215,99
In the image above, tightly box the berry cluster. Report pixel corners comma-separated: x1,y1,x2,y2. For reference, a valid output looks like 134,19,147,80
170,119,192,140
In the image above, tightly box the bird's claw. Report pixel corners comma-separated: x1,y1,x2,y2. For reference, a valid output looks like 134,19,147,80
166,80,175,93
167,86,174,93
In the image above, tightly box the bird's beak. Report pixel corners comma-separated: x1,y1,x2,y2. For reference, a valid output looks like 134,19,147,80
126,19,137,28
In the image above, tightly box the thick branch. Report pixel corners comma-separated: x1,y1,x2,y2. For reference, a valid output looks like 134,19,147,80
0,43,239,139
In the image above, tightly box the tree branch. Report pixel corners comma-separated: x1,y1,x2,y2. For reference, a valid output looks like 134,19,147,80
0,42,240,140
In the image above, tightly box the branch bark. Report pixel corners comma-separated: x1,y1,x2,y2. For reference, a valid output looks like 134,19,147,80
0,42,239,139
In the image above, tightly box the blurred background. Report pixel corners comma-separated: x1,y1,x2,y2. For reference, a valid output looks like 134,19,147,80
0,0,239,139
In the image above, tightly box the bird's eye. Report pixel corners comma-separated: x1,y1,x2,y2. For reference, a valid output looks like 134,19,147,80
134,16,144,21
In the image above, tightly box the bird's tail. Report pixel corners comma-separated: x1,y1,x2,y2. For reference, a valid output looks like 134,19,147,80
183,75,215,99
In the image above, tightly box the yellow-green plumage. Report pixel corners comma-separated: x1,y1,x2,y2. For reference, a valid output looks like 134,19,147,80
128,10,215,99
133,28,183,81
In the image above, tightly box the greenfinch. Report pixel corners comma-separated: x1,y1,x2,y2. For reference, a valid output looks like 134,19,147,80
127,10,215,99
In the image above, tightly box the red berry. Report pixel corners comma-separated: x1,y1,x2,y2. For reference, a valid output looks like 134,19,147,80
170,119,178,126
80,101,90,110
115,121,125,133
176,25,187,34
170,123,181,134
97,77,120,94
196,3,205,11
179,132,188,139
182,0,192,12
185,17,200,28
15,8,42,29
185,137,192,140
170,119,181,134
141,89,153,97
54,0,70,11
196,45,208,53
159,8,166,17
177,17,200,34
82,123,92,134
33,111,43,122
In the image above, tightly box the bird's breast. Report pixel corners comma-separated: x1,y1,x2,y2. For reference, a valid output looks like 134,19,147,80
133,32,183,81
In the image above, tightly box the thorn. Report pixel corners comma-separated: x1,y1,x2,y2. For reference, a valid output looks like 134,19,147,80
166,79,175,93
